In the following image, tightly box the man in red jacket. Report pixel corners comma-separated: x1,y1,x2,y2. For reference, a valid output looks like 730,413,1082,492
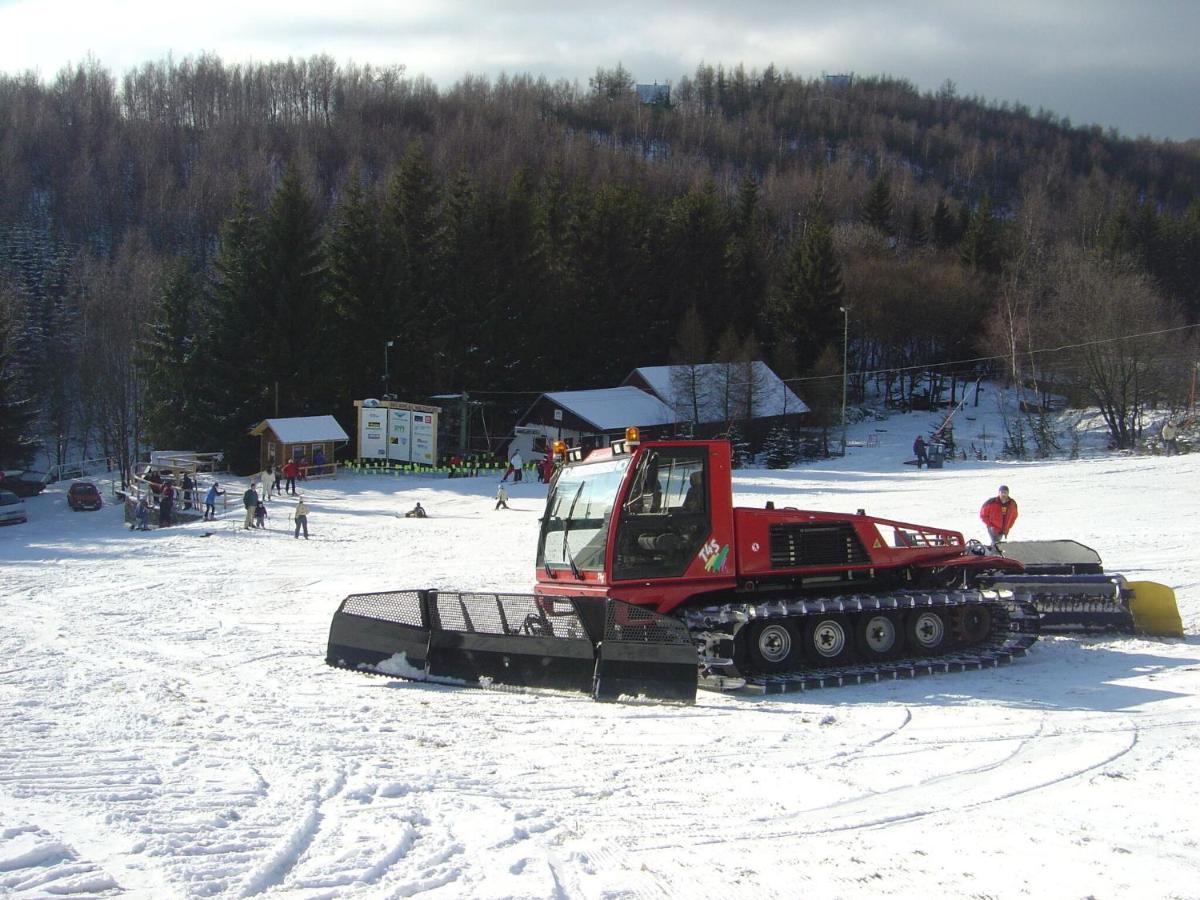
980,485,1018,548
283,459,300,496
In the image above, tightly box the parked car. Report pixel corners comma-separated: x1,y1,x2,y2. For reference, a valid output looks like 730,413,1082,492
0,470,48,498
67,481,103,511
0,490,27,525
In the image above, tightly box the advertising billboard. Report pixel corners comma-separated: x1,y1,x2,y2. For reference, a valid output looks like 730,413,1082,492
356,400,439,464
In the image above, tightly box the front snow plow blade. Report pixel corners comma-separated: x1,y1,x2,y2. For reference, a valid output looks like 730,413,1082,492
995,541,1183,637
326,589,697,703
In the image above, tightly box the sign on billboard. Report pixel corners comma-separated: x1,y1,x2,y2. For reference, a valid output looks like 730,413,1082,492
387,408,412,461
411,412,435,465
359,408,388,458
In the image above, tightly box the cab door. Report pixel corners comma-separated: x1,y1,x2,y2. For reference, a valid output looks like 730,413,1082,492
611,447,715,582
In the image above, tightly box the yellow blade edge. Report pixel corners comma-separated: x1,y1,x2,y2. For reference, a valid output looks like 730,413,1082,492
1126,581,1184,637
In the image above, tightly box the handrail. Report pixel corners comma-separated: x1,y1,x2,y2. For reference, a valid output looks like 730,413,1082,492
46,456,118,483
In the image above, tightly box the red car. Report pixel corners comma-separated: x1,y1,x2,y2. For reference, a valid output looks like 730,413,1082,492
67,481,103,511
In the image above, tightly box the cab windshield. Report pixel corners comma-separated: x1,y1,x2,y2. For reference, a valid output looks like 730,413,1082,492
537,456,630,573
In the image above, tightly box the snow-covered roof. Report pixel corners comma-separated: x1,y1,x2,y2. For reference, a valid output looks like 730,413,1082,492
253,415,349,444
627,362,809,423
542,386,680,431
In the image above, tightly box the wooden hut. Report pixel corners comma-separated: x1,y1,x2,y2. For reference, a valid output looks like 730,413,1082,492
250,416,349,476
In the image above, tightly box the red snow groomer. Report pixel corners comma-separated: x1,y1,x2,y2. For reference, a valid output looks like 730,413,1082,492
327,435,1181,702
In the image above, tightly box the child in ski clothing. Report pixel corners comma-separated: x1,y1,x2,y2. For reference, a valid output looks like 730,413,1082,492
495,484,509,510
293,498,309,539
980,485,1018,547
271,465,283,497
204,482,224,520
133,496,151,530
243,485,258,529
254,499,268,529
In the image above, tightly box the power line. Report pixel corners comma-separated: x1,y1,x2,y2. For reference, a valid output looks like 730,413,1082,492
445,323,1200,395
781,322,1200,385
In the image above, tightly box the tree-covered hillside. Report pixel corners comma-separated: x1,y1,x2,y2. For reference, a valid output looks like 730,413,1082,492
1,57,1197,471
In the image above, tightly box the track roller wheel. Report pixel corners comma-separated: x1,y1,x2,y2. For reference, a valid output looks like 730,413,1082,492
741,620,803,673
906,609,949,656
804,614,855,667
951,605,993,646
854,612,905,660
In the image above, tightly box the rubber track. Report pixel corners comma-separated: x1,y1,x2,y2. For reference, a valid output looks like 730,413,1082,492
683,589,1040,694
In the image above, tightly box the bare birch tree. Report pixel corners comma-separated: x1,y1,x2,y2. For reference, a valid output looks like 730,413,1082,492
1040,246,1183,449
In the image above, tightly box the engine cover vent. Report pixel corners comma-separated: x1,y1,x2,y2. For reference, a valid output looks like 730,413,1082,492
769,522,871,568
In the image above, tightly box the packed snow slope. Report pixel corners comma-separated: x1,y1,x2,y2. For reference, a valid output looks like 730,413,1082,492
2,405,1198,899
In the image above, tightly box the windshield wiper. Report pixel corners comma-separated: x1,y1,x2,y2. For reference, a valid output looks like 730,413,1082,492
561,483,584,580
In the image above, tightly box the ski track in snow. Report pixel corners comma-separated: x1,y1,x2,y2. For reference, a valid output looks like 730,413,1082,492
3,410,1200,899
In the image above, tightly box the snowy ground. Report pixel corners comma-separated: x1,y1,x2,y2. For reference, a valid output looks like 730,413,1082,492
2,395,1198,899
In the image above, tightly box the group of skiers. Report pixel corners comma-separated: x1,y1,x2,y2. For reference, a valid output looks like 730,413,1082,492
132,470,197,529
239,480,309,538
132,464,311,538
500,451,557,484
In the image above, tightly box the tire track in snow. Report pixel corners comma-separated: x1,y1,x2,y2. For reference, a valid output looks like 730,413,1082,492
236,763,348,896
626,714,1139,853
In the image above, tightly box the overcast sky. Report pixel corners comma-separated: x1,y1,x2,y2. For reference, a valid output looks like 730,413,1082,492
1,0,1197,141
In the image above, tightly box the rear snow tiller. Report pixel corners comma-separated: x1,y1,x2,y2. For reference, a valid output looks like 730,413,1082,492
994,541,1183,636
326,589,698,703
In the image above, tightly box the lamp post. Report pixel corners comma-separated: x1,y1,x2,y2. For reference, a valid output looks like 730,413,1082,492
383,340,394,399
839,306,850,455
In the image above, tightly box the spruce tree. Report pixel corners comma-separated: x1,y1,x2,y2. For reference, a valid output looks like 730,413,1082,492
324,174,386,401
960,194,1002,275
905,206,928,247
776,210,845,369
440,169,490,388
260,166,327,413
656,182,731,351
725,174,768,339
382,143,446,395
565,180,652,384
489,166,546,388
763,423,795,469
0,300,38,468
930,197,958,249
200,188,265,470
140,264,204,449
862,174,894,235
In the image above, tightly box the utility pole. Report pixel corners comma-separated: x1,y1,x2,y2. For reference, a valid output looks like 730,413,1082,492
840,306,850,455
459,392,470,451
383,340,394,398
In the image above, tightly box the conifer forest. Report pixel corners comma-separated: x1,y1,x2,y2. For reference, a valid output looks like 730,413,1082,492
2,57,1199,473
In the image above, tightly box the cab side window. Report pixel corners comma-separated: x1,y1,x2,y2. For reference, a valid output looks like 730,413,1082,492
613,449,710,580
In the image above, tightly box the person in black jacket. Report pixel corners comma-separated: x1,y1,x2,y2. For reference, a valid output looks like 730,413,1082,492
913,435,929,469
